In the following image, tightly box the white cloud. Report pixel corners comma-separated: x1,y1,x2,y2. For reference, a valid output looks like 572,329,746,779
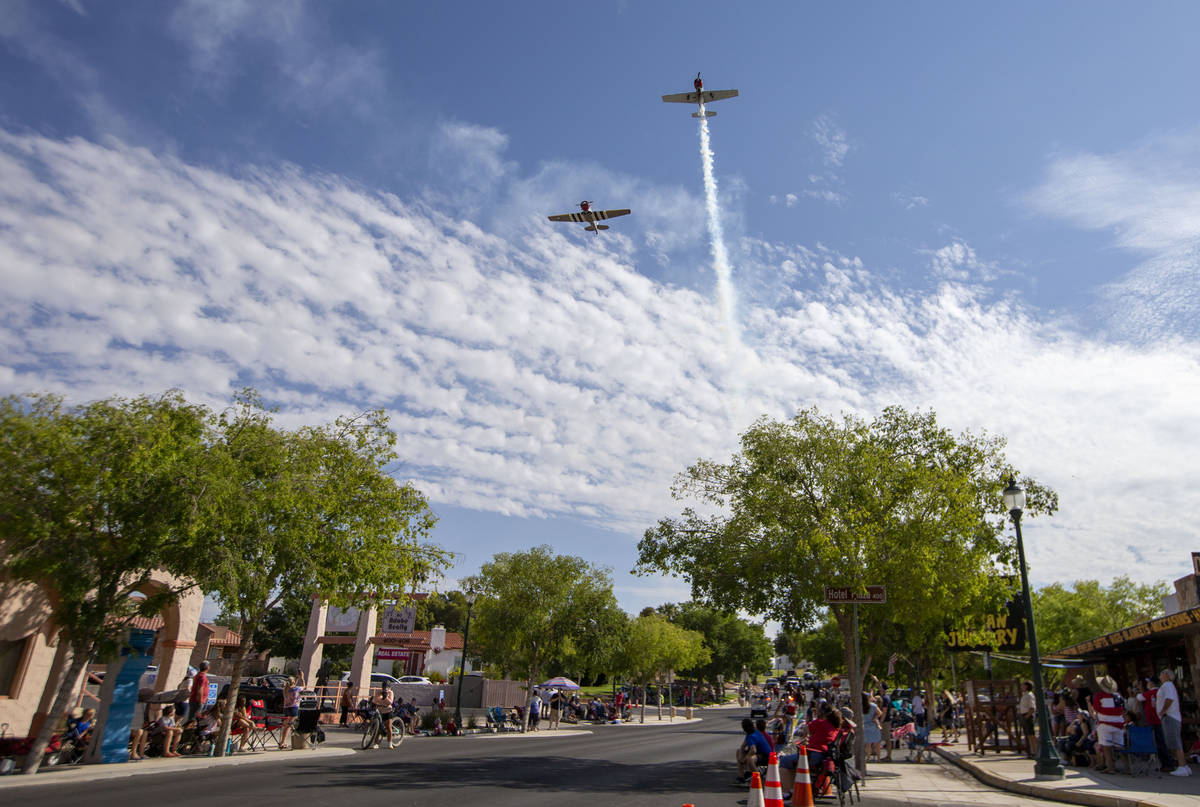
812,115,850,168
1028,134,1200,342
167,0,384,116
893,191,930,210
926,240,997,282
2,130,1199,592
785,193,798,207
802,188,847,206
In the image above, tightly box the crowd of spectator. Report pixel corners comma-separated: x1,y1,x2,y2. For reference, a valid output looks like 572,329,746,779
1054,671,1193,777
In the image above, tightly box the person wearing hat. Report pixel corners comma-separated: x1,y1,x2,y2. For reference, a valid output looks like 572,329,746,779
1157,668,1191,776
1091,675,1125,774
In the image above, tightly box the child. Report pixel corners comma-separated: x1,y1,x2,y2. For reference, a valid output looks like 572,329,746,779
154,705,184,757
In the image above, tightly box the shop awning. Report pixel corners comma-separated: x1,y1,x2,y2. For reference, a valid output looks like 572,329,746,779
1045,604,1200,662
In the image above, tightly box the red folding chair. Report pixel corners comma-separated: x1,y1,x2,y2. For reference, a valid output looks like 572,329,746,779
247,700,278,751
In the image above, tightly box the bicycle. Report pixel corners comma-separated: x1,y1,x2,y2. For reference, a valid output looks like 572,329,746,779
360,708,405,749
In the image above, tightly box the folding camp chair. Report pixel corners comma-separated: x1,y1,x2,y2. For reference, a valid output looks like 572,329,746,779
832,730,861,806
247,700,281,751
1113,725,1161,776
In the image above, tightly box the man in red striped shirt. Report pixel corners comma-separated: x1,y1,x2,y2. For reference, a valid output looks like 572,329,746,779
1092,675,1125,774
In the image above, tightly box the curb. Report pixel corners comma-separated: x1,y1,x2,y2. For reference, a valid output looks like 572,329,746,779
0,746,355,789
932,746,1173,807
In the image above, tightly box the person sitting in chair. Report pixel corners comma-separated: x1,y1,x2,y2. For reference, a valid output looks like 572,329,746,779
780,704,844,795
735,717,772,785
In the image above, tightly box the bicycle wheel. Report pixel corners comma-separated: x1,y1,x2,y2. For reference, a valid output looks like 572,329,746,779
391,719,405,747
360,716,379,750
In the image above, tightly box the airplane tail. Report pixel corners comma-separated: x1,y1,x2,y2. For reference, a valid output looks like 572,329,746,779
692,111,717,118
584,225,610,232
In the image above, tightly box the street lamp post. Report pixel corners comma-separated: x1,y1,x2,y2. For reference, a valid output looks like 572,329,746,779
1003,477,1064,780
453,589,477,731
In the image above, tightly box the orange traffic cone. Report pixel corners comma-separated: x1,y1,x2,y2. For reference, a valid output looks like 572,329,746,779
747,771,766,807
764,752,785,807
792,744,815,807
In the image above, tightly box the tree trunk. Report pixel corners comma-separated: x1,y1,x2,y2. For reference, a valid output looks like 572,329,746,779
213,632,254,757
835,609,867,776
22,643,86,774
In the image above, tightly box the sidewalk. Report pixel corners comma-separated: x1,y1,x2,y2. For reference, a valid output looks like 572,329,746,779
0,745,354,790
933,740,1199,807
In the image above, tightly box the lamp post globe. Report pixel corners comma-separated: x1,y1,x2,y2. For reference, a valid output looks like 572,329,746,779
453,589,478,730
1004,476,1064,779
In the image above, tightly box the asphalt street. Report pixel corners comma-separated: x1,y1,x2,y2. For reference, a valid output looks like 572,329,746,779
15,710,1056,807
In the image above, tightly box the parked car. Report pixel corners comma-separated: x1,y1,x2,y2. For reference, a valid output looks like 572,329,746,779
340,671,403,692
397,675,432,685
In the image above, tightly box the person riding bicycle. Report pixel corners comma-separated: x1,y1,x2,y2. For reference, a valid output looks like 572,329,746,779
370,685,396,749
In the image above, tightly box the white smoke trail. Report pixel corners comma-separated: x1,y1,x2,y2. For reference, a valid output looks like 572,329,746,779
698,104,742,355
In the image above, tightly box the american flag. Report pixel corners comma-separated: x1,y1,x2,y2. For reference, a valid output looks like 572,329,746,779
888,653,900,676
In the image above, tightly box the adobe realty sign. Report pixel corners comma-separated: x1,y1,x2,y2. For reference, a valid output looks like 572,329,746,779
945,600,1026,652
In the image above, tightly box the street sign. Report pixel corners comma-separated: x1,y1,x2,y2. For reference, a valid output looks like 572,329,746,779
831,676,841,690
381,604,416,633
824,585,886,604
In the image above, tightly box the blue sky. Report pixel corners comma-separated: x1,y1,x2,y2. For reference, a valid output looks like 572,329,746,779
3,1,1199,620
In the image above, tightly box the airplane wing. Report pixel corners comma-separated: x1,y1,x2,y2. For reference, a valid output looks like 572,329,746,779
548,214,576,222
702,89,738,103
662,92,700,104
595,209,630,220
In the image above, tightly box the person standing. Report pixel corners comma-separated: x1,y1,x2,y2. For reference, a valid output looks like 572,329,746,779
175,666,196,726
1157,668,1192,776
1092,675,1125,774
369,685,396,748
527,690,542,731
188,660,210,727
1017,680,1037,757
277,674,303,749
911,689,926,728
548,689,562,730
1136,677,1169,770
340,681,356,725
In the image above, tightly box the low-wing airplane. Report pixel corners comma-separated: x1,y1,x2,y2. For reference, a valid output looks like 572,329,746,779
547,201,631,234
662,72,738,118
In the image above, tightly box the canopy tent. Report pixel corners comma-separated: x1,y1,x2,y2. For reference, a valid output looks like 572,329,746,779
538,676,581,690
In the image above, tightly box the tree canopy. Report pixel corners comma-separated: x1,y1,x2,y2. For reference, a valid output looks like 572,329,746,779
648,602,772,686
1034,576,1170,653
468,545,624,725
0,391,212,772
637,405,1055,769
198,393,447,754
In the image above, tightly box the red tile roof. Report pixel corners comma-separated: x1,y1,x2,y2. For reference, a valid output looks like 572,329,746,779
128,615,165,631
374,630,463,650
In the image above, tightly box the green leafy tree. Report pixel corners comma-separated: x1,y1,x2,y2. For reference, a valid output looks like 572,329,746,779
0,392,211,773
637,406,1055,770
414,590,469,633
201,393,447,755
616,613,709,721
778,616,846,675
240,589,314,660
1034,576,1170,654
655,602,772,688
468,546,621,729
